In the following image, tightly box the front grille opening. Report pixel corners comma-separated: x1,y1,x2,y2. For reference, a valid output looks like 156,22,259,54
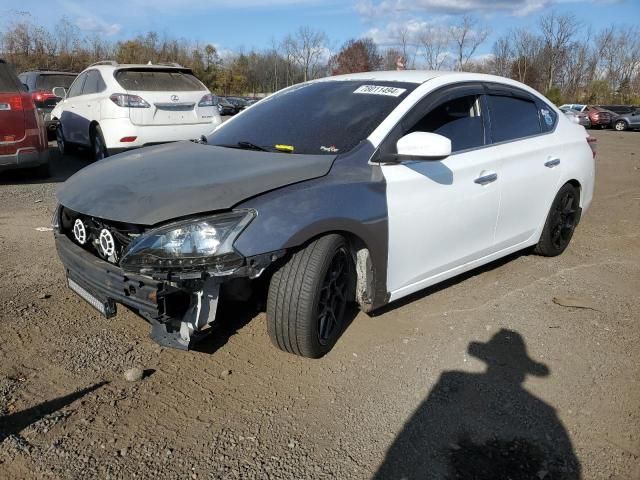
60,207,147,264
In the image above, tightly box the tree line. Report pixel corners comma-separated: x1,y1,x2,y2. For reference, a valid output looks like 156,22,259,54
1,12,639,104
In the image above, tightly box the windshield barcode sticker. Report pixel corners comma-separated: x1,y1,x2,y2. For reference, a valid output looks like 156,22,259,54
354,85,407,97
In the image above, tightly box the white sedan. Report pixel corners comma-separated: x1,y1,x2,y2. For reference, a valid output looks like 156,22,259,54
54,70,596,358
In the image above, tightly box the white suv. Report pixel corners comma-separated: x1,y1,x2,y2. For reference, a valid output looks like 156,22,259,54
51,61,221,159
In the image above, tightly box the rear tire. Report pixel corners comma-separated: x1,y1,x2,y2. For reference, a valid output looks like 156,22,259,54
267,234,353,358
91,124,108,161
534,183,580,257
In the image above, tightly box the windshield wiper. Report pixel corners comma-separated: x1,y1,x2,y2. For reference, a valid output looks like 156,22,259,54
215,141,270,152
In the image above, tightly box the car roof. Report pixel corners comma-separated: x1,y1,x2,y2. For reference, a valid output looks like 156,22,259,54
314,70,452,84
87,63,191,72
311,70,553,90
19,71,78,77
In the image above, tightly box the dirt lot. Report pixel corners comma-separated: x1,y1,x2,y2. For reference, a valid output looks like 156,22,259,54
0,130,638,479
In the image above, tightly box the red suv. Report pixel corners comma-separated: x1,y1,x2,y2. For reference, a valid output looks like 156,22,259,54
583,105,614,129
0,59,49,176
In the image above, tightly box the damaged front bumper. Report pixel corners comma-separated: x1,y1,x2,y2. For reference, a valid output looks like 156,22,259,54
55,233,280,350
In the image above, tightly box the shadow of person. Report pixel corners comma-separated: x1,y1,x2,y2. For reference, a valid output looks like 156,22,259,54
0,381,108,440
374,329,581,480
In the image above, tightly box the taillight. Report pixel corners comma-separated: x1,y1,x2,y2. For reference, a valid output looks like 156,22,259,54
109,93,150,108
587,136,597,159
198,93,215,107
1,95,25,111
32,91,57,103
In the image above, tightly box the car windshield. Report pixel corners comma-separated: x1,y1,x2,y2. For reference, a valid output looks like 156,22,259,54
115,69,205,91
207,80,416,155
36,74,76,91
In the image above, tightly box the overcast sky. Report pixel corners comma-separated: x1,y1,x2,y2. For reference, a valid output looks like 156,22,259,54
2,0,638,56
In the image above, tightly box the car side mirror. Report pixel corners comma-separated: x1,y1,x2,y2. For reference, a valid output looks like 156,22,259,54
52,87,67,99
384,132,452,162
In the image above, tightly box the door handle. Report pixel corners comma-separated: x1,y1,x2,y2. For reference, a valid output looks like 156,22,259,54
545,158,561,168
474,171,498,185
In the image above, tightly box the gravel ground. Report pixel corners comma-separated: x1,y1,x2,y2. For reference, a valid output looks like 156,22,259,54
0,130,638,479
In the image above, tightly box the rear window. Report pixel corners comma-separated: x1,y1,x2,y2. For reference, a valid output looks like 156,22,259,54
35,74,76,91
0,62,21,92
115,69,205,91
488,95,541,143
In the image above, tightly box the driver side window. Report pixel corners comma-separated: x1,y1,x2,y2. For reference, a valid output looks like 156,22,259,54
407,94,486,153
67,73,86,98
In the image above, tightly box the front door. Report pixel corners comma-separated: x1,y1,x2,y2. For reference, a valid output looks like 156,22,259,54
60,72,87,144
381,89,501,300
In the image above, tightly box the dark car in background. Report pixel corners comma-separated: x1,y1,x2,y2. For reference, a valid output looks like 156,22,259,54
18,70,77,139
216,96,236,116
597,105,636,115
225,96,248,113
0,60,49,176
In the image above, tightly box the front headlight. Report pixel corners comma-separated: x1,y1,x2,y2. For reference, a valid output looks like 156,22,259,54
120,210,255,276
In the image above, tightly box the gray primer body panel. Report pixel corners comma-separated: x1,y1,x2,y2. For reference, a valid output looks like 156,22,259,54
235,142,390,309
56,141,336,225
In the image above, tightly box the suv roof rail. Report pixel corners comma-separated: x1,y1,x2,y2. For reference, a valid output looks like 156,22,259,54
153,62,184,68
88,60,119,67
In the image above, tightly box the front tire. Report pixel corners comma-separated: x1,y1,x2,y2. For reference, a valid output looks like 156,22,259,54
56,125,75,156
267,234,353,358
614,120,627,131
534,183,580,257
91,124,108,161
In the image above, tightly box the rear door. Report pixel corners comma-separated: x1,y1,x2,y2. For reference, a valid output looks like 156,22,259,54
485,87,562,250
0,61,26,148
114,68,212,126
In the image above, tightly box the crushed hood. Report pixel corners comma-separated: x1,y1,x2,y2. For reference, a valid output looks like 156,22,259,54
57,141,335,225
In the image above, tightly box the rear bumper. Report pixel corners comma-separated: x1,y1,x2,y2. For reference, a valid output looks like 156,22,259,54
0,147,49,172
100,117,221,150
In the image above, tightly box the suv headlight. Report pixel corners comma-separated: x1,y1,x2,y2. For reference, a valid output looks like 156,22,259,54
120,210,255,276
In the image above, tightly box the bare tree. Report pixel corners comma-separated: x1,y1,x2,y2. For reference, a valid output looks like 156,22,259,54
539,11,580,92
381,48,404,70
391,25,418,69
283,26,328,82
511,28,543,86
417,25,449,70
449,15,490,71
490,36,512,77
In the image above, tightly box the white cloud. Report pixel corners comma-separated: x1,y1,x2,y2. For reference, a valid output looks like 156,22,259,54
356,0,553,17
75,16,122,36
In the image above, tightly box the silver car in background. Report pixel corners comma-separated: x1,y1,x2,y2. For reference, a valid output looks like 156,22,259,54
612,108,640,131
560,106,591,128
